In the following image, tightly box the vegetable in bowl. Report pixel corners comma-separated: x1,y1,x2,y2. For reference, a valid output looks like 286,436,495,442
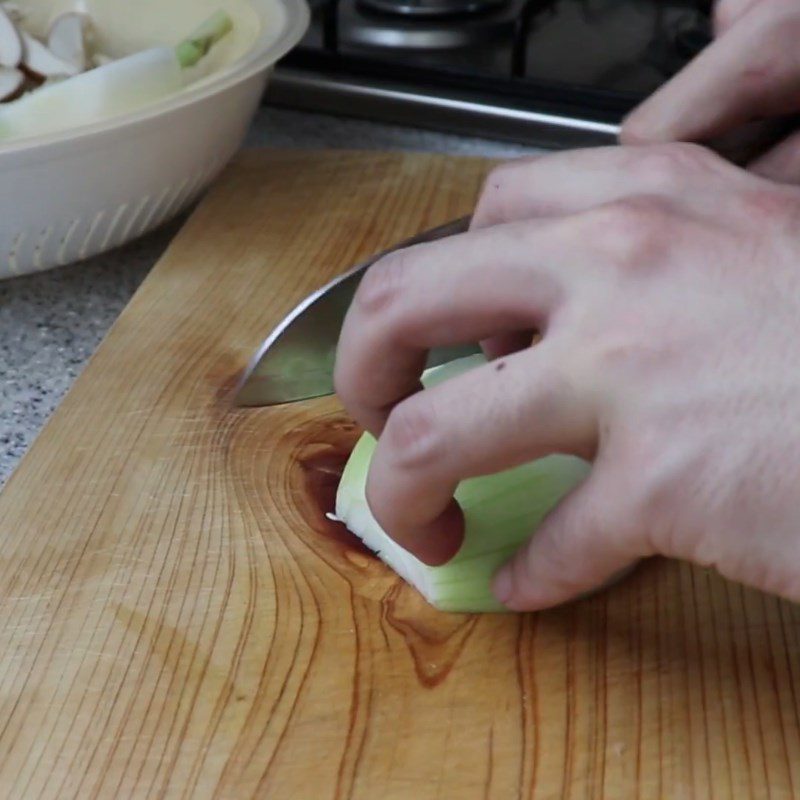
0,5,234,142
0,0,307,279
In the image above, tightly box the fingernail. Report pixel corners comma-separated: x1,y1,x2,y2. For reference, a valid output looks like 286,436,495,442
492,568,514,606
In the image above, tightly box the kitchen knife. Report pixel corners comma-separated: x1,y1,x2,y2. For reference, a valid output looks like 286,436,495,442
235,215,480,406
234,114,800,408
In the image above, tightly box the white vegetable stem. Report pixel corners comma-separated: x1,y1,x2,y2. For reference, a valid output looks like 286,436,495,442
0,46,182,139
335,355,591,613
20,29,80,78
0,6,22,68
47,12,88,72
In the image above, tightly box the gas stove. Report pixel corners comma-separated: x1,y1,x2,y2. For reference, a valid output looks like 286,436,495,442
265,0,713,147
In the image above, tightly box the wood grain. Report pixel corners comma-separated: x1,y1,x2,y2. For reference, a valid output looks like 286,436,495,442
1,149,800,799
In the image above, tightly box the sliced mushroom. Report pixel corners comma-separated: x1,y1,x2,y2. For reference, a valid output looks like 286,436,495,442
0,64,22,100
0,6,22,68
47,12,87,72
20,29,80,79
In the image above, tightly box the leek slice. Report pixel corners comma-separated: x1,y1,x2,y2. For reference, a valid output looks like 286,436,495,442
0,47,182,140
335,355,590,612
175,10,234,69
0,11,232,141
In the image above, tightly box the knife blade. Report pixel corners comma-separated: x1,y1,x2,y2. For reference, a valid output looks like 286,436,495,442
235,215,479,406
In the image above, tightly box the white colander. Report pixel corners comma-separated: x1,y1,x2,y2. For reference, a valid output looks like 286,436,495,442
0,0,308,278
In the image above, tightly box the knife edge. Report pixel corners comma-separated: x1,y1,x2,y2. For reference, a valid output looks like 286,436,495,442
234,215,473,406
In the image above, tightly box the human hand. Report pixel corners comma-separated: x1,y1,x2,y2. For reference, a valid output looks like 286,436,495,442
334,143,800,610
622,0,800,184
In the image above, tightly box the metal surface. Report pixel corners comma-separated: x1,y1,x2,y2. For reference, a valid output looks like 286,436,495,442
267,67,621,148
267,68,798,157
235,215,478,406
266,0,713,145
337,0,524,75
357,0,508,17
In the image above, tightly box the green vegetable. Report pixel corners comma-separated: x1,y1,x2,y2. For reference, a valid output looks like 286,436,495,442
175,10,234,69
335,355,590,612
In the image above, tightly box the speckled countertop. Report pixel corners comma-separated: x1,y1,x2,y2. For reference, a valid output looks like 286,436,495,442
0,107,535,486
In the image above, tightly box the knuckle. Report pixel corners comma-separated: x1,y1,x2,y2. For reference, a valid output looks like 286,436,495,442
583,197,671,271
523,531,588,597
354,249,410,315
474,162,520,227
484,162,516,194
737,57,781,100
332,359,349,402
712,0,738,31
740,185,797,227
633,143,717,189
332,338,358,407
591,335,644,375
585,313,678,377
382,396,443,470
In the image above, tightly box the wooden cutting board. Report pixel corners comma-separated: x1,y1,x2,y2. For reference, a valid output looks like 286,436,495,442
2,149,800,800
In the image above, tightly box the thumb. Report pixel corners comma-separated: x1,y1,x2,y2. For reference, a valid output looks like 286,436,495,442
491,472,643,611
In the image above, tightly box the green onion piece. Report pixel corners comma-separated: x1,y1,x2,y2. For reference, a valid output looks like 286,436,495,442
335,355,591,612
175,10,233,69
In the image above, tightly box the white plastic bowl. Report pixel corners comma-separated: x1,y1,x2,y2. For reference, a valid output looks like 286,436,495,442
0,0,308,278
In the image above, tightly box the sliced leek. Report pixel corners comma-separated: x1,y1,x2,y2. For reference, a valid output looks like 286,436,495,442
175,11,233,69
335,355,590,612
0,11,233,141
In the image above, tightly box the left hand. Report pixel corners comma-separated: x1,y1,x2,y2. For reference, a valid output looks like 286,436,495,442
333,143,800,610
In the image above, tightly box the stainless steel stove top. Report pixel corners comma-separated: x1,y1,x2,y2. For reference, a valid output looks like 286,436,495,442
265,0,713,147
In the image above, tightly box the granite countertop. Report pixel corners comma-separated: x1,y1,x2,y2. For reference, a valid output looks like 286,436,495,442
0,107,535,486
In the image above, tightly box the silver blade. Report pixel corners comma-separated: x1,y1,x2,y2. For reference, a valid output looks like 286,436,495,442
235,215,478,406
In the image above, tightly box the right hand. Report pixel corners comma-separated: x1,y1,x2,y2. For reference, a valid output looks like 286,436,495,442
621,0,800,185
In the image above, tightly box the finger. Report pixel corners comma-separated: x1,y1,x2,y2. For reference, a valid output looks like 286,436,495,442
475,149,645,361
492,467,646,610
621,3,800,144
472,144,730,231
334,220,568,436
713,0,761,34
366,345,598,565
470,145,728,361
749,129,800,184
480,330,536,360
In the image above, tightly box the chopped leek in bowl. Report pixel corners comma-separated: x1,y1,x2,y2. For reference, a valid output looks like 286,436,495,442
0,0,309,278
0,7,233,141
